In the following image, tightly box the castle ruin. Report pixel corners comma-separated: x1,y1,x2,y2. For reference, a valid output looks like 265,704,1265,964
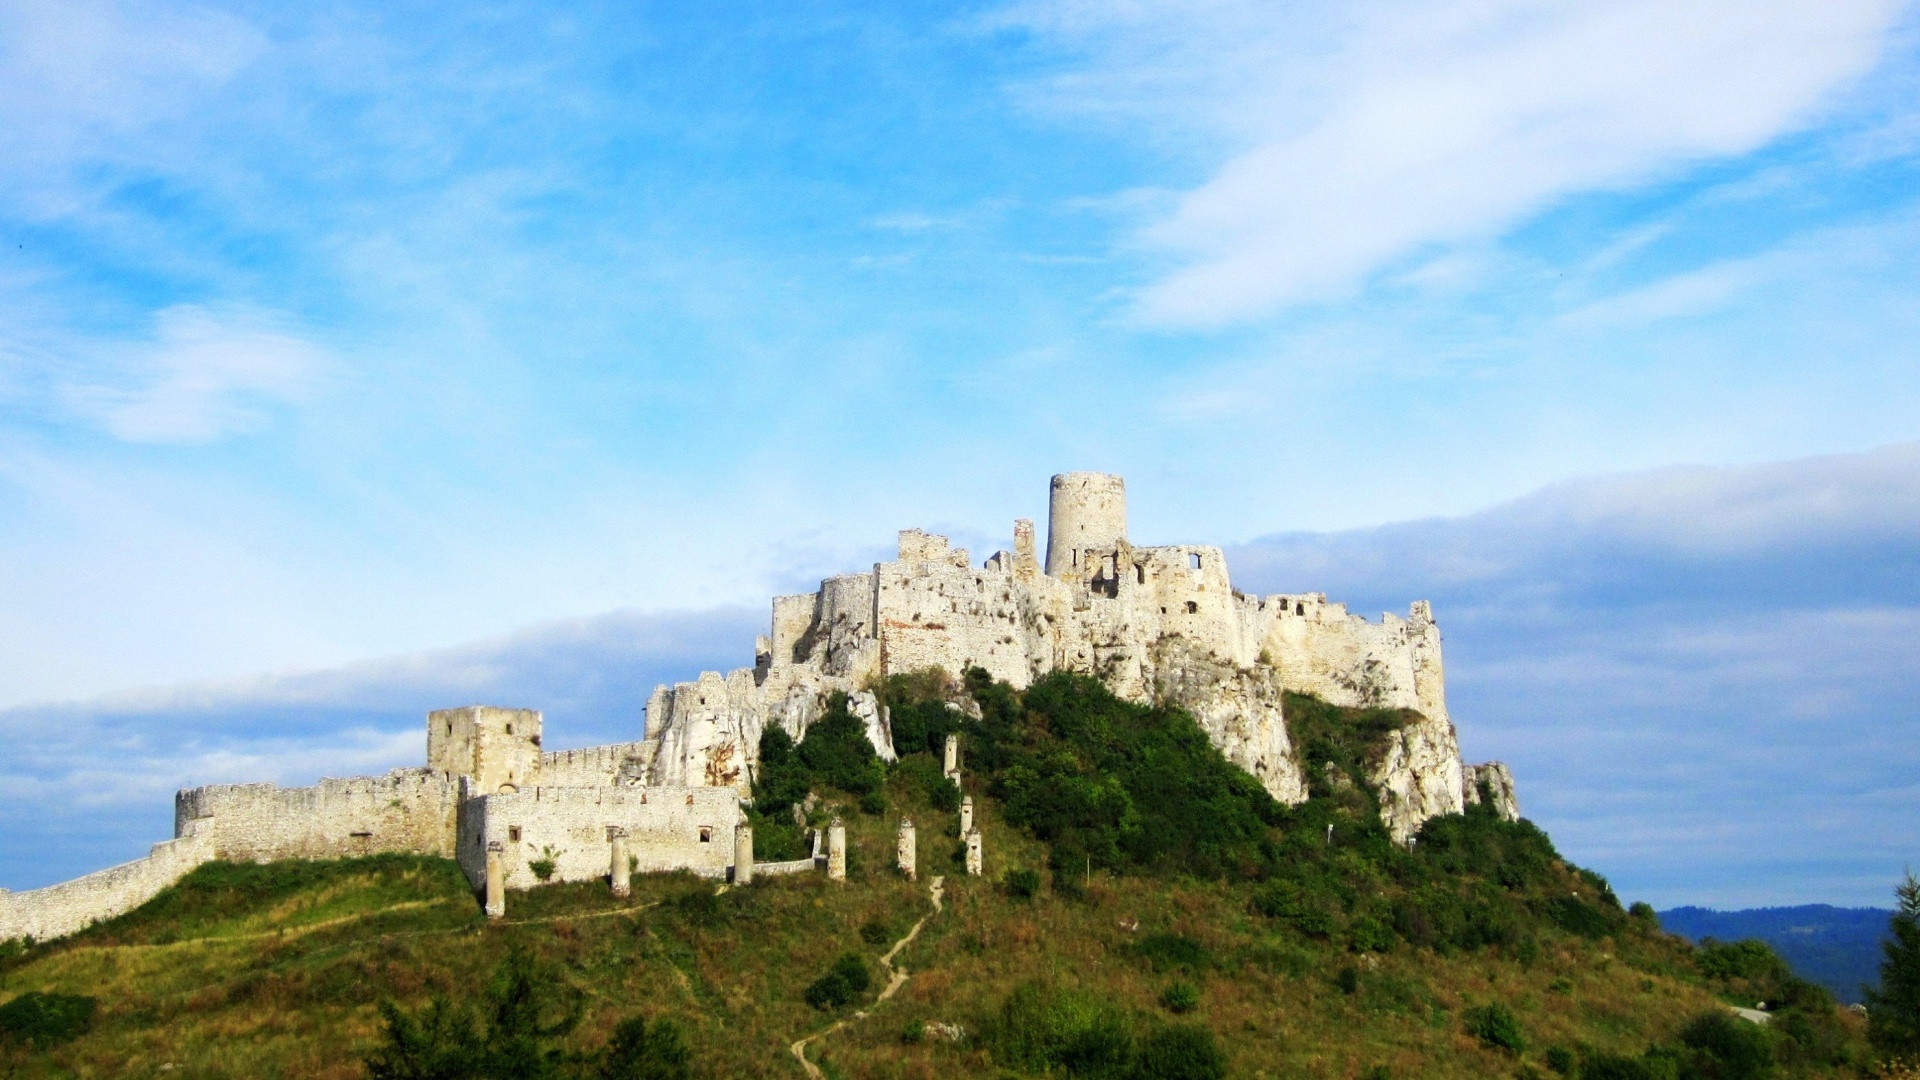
0,472,1517,943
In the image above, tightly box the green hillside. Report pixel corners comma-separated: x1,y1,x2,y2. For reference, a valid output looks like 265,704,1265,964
0,672,1886,1078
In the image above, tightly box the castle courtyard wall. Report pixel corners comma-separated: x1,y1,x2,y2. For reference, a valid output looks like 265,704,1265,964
455,785,740,892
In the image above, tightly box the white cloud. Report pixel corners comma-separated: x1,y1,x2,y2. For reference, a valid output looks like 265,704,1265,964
62,305,327,443
1003,0,1905,326
0,0,263,184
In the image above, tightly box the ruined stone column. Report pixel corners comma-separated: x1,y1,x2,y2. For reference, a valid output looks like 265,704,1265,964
943,734,961,783
959,795,973,837
608,828,630,898
896,818,917,881
964,828,983,877
733,819,755,886
827,817,846,882
485,841,506,919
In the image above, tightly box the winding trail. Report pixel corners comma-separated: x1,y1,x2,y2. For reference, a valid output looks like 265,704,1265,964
790,876,945,1079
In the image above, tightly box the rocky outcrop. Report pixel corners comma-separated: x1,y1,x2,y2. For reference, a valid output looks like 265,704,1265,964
1367,712,1468,844
1462,762,1521,822
1150,639,1307,805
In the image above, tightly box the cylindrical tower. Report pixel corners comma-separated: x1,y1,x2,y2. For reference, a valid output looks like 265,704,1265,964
1045,472,1127,577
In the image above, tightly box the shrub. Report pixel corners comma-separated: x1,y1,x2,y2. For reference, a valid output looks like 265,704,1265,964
593,1015,691,1080
1678,1010,1774,1080
1349,913,1394,953
529,846,559,883
1698,938,1791,984
1335,965,1360,995
1005,868,1041,900
797,694,885,797
752,726,812,817
859,918,892,947
365,948,583,1080
1465,1002,1525,1053
805,952,871,1010
1547,896,1615,939
0,991,96,1049
1159,982,1200,1014
1579,1051,1655,1080
1544,1046,1575,1075
1129,933,1211,974
858,790,887,816
1131,1024,1226,1080
1629,901,1659,927
987,982,1133,1077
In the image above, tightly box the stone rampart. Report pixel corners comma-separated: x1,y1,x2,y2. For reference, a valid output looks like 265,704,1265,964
0,823,214,943
176,769,460,862
538,741,654,787
455,785,740,892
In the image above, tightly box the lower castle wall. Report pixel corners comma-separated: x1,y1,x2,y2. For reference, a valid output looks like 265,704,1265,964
538,742,654,787
456,785,740,892
0,824,214,943
175,769,461,862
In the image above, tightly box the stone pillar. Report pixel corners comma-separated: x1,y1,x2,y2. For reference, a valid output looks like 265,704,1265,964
484,841,506,919
896,818,917,881
959,795,973,837
608,828,630,898
944,734,961,783
733,819,755,886
965,828,983,877
827,817,846,882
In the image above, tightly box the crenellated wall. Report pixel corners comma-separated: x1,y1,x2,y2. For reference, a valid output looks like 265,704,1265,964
640,471,1506,842
174,769,463,863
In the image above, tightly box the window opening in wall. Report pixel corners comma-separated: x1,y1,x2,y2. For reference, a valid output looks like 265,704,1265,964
1296,603,1305,615
1135,563,1146,584
1186,601,1198,614
506,724,514,735
446,722,453,736
1189,552,1202,570
699,827,712,843
508,827,522,842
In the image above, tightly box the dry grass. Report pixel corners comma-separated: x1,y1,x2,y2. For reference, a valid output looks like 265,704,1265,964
0,779,1864,1077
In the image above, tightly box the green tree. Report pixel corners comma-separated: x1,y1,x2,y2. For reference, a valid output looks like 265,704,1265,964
592,1015,691,1080
1868,869,1920,1059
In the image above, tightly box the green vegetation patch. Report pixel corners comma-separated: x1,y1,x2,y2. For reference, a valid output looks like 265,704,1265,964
0,991,96,1049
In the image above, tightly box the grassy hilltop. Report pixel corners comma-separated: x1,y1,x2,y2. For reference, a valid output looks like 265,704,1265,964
0,671,1889,1078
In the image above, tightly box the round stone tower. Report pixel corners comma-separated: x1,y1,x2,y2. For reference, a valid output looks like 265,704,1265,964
1045,472,1127,578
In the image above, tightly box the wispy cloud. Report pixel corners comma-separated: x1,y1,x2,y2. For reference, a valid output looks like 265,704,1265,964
59,305,327,443
1002,0,1907,325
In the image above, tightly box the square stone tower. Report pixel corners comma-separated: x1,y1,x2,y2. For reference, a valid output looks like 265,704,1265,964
428,706,543,794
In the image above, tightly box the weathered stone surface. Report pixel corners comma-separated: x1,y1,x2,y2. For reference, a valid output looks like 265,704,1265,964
3,472,1513,946
641,472,1501,839
1463,762,1522,822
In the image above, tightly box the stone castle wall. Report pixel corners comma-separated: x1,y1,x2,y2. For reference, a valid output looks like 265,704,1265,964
455,785,739,891
538,741,655,787
0,823,215,943
640,472,1512,843
174,769,463,863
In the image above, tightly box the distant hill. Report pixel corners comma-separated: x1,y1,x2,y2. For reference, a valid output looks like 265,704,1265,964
1658,905,1891,1003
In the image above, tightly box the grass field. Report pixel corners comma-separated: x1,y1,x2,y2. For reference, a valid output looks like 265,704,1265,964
0,767,1869,1078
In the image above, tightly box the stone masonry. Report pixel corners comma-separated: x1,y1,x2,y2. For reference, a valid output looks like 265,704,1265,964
0,471,1517,944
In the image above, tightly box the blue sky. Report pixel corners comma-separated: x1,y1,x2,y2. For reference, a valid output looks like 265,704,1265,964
1,0,1916,907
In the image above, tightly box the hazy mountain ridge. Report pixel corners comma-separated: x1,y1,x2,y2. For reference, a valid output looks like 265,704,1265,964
1658,905,1892,1004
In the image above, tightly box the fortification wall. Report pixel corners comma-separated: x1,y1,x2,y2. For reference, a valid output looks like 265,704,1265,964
456,785,740,891
877,536,1035,689
175,769,460,862
0,824,214,943
539,741,653,787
